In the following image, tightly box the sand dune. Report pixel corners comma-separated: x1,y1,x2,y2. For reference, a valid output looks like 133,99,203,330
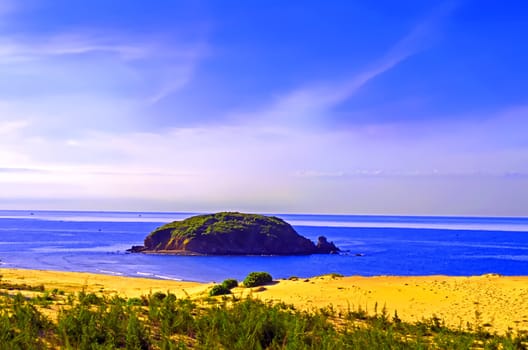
250,274,528,334
1,268,527,334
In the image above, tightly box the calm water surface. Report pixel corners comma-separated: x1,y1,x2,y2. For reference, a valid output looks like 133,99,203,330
0,210,527,282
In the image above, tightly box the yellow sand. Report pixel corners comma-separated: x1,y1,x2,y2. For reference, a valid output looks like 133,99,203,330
1,269,527,334
250,274,528,334
0,268,205,298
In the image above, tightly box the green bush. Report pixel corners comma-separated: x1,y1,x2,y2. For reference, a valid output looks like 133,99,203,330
221,278,238,290
243,272,273,287
78,290,102,306
152,291,166,301
209,284,231,296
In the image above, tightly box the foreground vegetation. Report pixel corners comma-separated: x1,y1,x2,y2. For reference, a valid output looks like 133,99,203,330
0,277,527,349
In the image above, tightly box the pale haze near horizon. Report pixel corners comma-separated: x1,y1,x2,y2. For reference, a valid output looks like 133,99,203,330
0,1,527,217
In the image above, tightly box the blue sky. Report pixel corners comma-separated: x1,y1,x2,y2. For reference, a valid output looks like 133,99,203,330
0,0,527,215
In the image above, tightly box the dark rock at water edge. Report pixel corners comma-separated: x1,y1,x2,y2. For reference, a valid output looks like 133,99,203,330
315,236,340,254
127,245,147,253
128,212,341,255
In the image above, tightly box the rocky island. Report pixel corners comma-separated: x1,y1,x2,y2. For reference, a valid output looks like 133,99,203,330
128,212,340,255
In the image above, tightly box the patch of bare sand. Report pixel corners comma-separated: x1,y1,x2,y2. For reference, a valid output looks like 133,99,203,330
2,269,527,334
0,268,208,298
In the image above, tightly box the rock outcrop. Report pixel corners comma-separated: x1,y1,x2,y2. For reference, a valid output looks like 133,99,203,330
128,212,340,255
315,236,340,254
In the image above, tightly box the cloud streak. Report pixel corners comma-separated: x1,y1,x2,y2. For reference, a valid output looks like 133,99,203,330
0,36,143,63
0,167,45,173
232,2,457,129
0,119,29,134
0,9,209,110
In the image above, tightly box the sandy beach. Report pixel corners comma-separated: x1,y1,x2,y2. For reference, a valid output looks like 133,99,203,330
1,268,527,335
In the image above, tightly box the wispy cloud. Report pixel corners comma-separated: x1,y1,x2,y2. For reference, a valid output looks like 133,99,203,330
0,36,141,63
146,42,208,104
232,3,457,128
293,169,528,179
0,14,208,106
293,170,347,178
0,30,208,140
0,30,207,62
0,119,29,134
0,167,45,173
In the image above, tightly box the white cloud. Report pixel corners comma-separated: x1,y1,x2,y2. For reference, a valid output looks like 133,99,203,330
1,104,528,215
146,43,207,104
0,27,208,111
294,170,346,178
0,119,29,134
230,3,457,129
0,26,207,60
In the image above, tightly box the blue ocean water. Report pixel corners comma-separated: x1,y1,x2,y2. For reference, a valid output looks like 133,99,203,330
0,210,527,283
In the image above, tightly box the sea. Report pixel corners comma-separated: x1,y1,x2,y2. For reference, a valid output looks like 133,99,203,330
0,210,527,283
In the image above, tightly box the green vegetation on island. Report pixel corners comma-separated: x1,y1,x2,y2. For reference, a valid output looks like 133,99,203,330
152,212,287,238
129,212,340,255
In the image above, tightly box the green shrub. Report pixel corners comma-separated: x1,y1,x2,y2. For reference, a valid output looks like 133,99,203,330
329,273,344,278
127,297,143,306
221,278,238,290
78,290,102,306
152,291,166,301
243,272,273,287
209,284,231,296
